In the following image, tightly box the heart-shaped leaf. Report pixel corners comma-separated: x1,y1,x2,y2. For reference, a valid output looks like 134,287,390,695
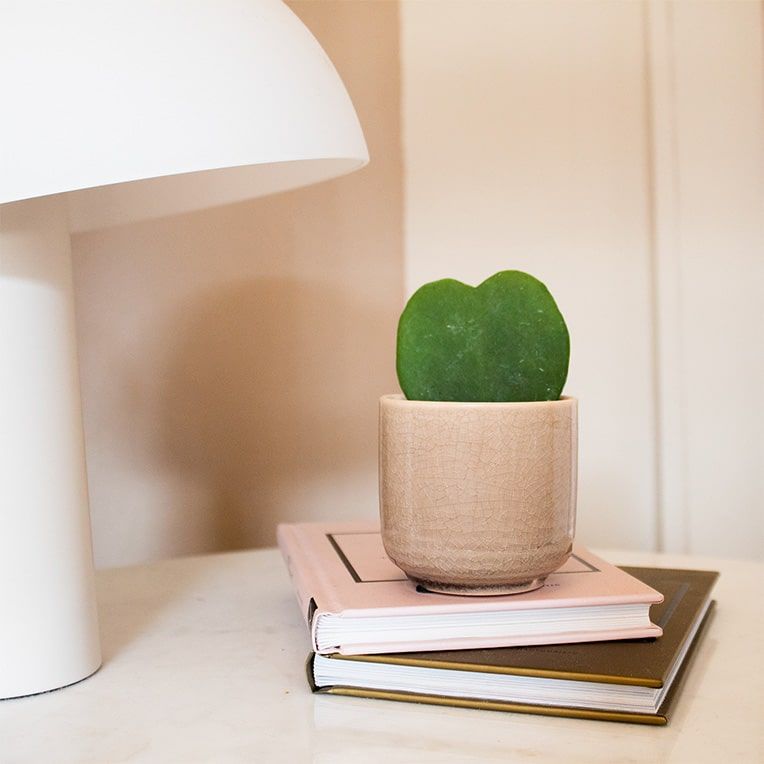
396,270,569,402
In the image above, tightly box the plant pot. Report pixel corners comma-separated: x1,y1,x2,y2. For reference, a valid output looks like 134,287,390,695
379,394,577,595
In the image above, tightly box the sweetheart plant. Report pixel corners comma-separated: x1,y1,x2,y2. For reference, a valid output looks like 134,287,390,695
397,270,570,403
379,270,578,595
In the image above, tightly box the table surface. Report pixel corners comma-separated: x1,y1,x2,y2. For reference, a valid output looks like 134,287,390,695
2,546,762,763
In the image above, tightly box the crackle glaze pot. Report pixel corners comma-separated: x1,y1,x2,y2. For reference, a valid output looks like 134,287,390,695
379,394,577,595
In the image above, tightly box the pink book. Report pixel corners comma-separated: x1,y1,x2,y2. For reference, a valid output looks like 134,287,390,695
278,521,663,655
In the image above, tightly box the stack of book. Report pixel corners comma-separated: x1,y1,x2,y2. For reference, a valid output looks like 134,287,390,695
279,521,717,725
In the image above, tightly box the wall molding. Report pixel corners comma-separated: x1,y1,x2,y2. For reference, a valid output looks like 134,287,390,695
644,0,689,553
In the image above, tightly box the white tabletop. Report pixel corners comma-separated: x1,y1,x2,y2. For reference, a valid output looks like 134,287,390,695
2,546,762,763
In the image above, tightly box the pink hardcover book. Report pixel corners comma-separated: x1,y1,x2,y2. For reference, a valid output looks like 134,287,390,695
278,521,663,655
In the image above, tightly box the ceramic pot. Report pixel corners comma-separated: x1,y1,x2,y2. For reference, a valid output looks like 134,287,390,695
379,394,577,595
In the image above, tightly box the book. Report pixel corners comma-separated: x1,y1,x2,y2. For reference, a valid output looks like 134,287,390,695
310,567,718,725
278,521,664,655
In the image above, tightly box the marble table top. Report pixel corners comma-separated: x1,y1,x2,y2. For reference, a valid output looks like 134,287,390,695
2,546,762,763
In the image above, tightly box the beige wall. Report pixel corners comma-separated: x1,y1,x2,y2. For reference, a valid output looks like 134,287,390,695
72,1,404,568
401,0,764,558
73,1,763,568
401,0,658,551
648,0,764,557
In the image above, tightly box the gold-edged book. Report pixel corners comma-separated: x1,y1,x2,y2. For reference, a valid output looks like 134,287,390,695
309,567,717,725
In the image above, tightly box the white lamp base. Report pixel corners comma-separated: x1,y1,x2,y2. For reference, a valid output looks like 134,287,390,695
0,196,101,699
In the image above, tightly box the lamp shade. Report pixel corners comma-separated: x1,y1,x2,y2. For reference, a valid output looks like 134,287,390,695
0,0,368,230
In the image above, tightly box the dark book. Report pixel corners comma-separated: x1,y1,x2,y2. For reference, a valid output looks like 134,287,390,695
309,567,718,725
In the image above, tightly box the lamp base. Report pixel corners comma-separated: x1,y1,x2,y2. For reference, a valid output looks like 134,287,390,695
0,195,101,699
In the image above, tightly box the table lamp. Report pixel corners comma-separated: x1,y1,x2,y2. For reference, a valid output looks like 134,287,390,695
0,0,367,699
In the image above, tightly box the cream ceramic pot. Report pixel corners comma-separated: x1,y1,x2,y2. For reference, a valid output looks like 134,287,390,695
379,394,577,595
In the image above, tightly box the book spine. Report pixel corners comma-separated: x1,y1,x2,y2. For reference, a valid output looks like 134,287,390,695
277,524,339,651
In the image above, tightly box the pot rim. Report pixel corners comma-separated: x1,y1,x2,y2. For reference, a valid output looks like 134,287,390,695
381,393,576,408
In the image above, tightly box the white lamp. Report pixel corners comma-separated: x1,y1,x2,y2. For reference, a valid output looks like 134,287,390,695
0,0,367,699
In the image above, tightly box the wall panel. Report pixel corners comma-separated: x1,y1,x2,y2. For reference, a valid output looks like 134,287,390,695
648,0,764,557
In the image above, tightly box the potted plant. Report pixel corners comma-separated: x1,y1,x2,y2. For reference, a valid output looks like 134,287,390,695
379,270,576,595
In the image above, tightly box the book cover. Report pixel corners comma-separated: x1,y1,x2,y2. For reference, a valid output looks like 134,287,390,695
310,567,718,725
278,521,664,654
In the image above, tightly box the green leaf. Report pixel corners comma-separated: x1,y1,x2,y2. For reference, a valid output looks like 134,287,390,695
396,270,569,402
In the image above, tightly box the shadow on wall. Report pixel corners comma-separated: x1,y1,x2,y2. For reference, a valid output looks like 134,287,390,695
157,276,386,551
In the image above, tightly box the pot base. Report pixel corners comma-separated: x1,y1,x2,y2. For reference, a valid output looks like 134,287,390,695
413,576,547,597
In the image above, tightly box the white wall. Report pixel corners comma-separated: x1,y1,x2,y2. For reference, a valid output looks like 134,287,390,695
401,0,764,558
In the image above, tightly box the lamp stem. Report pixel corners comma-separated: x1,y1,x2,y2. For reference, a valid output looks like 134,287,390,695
0,195,101,698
